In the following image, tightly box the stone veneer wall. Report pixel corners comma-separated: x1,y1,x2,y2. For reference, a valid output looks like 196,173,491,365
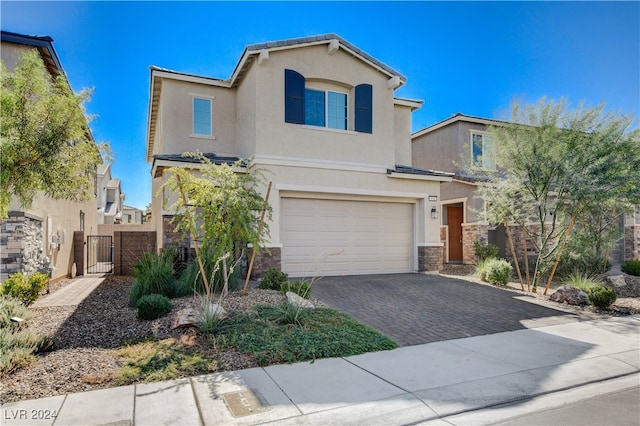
163,215,186,248
418,245,444,272
461,223,489,264
1,212,47,281
625,226,640,261
251,248,281,279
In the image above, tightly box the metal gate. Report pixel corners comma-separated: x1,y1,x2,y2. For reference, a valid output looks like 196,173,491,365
87,235,113,274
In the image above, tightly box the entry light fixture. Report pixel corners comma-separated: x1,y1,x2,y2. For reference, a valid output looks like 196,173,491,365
431,206,438,220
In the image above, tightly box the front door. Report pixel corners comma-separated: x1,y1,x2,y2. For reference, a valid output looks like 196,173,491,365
448,206,463,262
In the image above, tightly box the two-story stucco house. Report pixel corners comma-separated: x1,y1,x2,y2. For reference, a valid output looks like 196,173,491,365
412,112,640,265
1,31,99,282
96,163,125,225
147,34,452,278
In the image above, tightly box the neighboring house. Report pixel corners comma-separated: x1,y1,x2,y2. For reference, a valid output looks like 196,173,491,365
411,113,640,265
121,205,145,224
96,163,125,225
147,34,452,278
0,31,99,282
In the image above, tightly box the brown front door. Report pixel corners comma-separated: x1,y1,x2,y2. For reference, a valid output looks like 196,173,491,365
448,206,463,262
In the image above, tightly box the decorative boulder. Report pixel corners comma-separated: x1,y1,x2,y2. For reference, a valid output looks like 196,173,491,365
549,285,589,306
286,291,314,309
606,275,627,289
172,308,199,329
172,304,228,329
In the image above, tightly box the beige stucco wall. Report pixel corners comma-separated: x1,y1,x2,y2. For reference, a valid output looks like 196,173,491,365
8,195,98,281
1,42,33,70
394,104,413,166
252,46,399,166
158,79,237,157
253,162,441,246
412,121,489,173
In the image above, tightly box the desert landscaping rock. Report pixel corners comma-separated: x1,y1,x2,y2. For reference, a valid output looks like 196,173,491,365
286,291,315,308
606,275,627,288
0,276,328,404
549,285,589,306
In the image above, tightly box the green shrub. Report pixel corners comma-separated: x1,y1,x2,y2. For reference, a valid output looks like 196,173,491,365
587,285,617,309
622,259,640,276
136,294,172,320
259,269,289,290
129,251,176,306
474,240,499,262
555,251,610,278
475,258,492,282
0,295,33,330
486,259,512,286
281,280,311,299
177,252,240,296
0,272,48,306
0,295,54,376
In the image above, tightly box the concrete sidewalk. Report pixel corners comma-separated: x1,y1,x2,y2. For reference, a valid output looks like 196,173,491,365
32,276,105,308
2,316,639,425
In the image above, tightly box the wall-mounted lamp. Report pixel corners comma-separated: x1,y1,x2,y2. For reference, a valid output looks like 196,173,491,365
431,206,439,220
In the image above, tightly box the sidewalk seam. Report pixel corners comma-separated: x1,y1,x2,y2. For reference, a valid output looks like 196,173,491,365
188,377,205,426
50,394,67,426
260,367,304,416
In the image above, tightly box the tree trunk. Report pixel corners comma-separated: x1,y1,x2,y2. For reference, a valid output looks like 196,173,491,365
176,174,211,299
544,209,579,295
522,224,531,292
505,221,524,290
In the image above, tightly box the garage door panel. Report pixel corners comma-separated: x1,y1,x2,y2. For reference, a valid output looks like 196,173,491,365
281,198,413,277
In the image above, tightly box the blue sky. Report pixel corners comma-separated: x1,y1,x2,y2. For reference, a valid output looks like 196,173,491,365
2,1,638,210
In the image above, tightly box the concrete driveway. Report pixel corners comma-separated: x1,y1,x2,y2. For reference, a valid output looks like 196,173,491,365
312,273,574,346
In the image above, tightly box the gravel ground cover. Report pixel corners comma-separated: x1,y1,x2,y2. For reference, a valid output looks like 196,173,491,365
2,271,638,403
0,276,325,403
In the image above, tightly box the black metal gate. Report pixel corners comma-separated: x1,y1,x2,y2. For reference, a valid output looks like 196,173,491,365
87,235,113,274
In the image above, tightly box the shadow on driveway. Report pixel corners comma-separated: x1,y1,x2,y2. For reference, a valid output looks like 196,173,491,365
312,273,574,346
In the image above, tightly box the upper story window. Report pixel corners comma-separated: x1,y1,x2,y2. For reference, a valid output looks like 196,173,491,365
471,131,495,170
192,97,212,137
285,69,371,133
304,88,347,130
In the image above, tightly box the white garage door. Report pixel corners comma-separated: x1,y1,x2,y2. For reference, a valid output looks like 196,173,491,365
281,198,413,277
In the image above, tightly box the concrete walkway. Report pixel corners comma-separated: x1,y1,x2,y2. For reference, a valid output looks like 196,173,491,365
2,315,638,425
32,276,105,307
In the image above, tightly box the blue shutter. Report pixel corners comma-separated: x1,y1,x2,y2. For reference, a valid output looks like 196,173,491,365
284,69,305,124
355,84,372,133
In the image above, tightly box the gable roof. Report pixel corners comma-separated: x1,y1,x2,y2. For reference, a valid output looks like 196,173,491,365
1,30,63,78
231,34,407,87
412,113,508,139
147,34,409,162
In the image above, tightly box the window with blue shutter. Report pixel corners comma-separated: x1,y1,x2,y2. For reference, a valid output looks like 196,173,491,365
284,69,305,124
355,84,372,133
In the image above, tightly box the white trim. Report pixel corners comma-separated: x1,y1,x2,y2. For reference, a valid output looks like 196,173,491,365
394,98,423,110
253,154,387,174
153,69,231,88
299,124,358,135
248,242,283,248
189,133,216,140
189,92,216,100
451,178,479,187
387,171,452,183
442,198,468,224
275,183,426,200
257,49,269,65
417,242,445,247
412,115,500,139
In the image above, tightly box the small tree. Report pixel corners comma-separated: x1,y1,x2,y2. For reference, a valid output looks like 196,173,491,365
478,98,640,292
0,50,108,218
161,154,272,296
